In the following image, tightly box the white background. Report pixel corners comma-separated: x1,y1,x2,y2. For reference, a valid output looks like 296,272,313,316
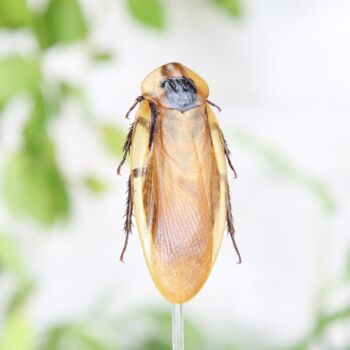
1,0,350,348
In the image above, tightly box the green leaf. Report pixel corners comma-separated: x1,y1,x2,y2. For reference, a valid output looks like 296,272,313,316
91,51,114,62
3,90,70,225
59,82,84,99
6,281,34,316
83,176,108,194
41,324,114,350
316,306,350,335
100,124,126,158
127,0,165,30
290,306,350,350
23,90,56,153
4,143,69,225
3,90,69,225
0,309,35,350
0,0,31,28
0,56,40,107
212,0,241,18
33,0,88,48
301,177,336,214
0,234,25,281
184,320,205,350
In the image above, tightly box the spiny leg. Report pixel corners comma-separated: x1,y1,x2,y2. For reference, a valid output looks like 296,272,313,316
149,102,158,149
118,108,135,261
118,96,145,174
227,185,242,264
119,99,154,261
120,176,133,262
206,100,236,177
221,131,237,179
117,123,134,175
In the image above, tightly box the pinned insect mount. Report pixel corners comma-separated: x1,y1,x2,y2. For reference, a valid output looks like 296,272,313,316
118,62,241,304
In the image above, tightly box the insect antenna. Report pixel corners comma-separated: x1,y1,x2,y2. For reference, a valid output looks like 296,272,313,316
207,100,222,112
120,176,134,262
125,95,144,119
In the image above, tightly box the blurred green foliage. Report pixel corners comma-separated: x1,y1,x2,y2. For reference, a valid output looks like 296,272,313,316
0,57,40,108
290,305,350,350
129,307,251,349
125,0,242,30
100,124,125,158
0,309,35,350
212,0,241,18
127,0,165,30
4,147,69,224
33,0,88,48
40,323,116,350
0,234,25,281
0,0,31,28
4,89,69,224
345,251,350,283
91,51,114,62
83,176,108,194
233,129,336,214
0,233,34,350
0,0,88,224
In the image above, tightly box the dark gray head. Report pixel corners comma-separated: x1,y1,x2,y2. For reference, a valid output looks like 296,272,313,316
160,77,197,111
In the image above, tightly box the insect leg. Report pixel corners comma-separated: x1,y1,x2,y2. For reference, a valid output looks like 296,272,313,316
125,95,144,119
149,102,158,149
227,185,242,264
207,100,222,112
120,175,133,262
117,123,134,175
221,131,237,179
117,96,145,174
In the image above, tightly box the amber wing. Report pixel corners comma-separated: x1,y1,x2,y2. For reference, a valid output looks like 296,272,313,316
133,104,226,303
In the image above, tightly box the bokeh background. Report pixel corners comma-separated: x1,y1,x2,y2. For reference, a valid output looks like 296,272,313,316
0,0,349,349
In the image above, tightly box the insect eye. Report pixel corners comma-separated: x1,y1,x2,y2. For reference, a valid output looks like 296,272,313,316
169,80,177,91
160,77,197,111
182,82,189,92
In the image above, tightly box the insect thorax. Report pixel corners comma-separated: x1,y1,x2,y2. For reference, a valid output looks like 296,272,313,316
160,77,197,112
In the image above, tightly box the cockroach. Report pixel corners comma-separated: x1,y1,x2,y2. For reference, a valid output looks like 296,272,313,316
118,62,241,304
